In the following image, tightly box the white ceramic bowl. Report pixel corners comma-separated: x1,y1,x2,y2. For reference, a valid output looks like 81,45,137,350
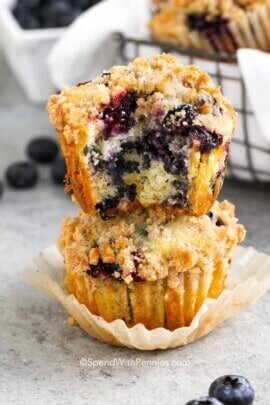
0,0,65,104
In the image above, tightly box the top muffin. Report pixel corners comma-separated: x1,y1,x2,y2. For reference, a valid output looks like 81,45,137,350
48,54,235,219
150,0,270,53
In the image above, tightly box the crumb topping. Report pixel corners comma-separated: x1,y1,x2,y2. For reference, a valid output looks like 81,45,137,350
59,200,245,289
48,54,235,143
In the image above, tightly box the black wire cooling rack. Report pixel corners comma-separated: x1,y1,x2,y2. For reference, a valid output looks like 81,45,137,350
115,33,270,187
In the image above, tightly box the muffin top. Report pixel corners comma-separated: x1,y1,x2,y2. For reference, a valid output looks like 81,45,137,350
48,53,236,144
59,200,245,289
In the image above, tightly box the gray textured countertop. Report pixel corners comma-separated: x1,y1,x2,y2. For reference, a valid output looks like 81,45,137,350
0,51,270,405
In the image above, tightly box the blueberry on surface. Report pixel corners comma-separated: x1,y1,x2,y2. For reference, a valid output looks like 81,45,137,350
51,158,67,184
0,181,4,200
186,397,224,405
6,162,38,189
209,375,255,405
27,137,59,164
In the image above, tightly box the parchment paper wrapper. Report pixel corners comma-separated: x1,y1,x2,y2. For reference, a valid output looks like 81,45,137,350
24,245,270,351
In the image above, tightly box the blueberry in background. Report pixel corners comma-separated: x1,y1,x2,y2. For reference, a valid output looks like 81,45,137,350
13,0,103,29
40,1,82,28
13,6,40,29
12,0,103,29
209,375,255,405
6,162,38,189
27,137,59,164
186,397,224,405
51,158,67,184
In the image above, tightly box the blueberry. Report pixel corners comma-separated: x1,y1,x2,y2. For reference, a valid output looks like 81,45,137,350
0,180,4,200
27,137,59,164
51,158,66,184
41,1,81,28
6,162,38,189
13,6,40,29
186,397,224,405
192,126,223,153
86,260,118,279
102,91,137,138
209,375,255,405
121,140,139,152
163,104,197,128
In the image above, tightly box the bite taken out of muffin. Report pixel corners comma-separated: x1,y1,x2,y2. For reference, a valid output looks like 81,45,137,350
47,53,246,334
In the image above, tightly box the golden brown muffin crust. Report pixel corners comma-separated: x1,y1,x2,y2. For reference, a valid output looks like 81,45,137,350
59,200,245,289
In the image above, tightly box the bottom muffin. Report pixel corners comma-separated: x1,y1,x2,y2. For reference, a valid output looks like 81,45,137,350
58,201,245,331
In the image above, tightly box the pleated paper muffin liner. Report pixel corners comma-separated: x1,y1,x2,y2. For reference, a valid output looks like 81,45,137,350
194,3,270,54
65,266,225,331
229,2,270,53
24,245,270,351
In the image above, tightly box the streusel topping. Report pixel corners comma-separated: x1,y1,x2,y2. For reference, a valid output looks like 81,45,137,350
59,200,245,289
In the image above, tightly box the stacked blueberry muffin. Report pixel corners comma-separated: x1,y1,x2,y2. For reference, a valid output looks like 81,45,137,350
48,54,245,330
150,0,270,54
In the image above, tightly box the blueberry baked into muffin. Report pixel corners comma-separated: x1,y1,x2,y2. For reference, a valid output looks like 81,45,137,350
58,200,245,330
48,54,235,219
149,0,270,54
